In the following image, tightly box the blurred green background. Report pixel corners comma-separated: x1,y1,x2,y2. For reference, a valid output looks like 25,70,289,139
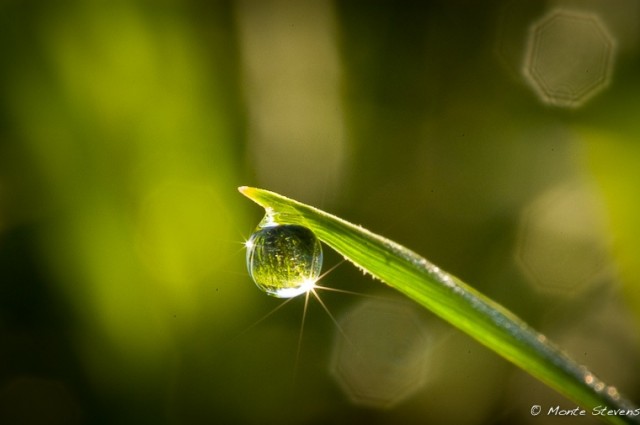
1,0,639,424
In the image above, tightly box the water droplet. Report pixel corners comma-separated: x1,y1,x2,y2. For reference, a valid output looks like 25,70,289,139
245,223,323,298
606,386,620,400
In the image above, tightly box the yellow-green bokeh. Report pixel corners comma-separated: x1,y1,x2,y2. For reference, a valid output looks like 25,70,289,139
1,1,639,424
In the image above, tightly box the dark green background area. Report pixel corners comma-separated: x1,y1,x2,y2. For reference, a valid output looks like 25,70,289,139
1,1,639,424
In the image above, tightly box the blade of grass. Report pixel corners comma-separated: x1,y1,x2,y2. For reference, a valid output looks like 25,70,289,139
239,186,639,425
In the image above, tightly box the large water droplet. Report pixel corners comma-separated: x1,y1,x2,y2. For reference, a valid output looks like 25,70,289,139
245,223,323,298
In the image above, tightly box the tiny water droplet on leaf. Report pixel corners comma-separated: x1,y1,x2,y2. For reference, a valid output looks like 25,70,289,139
245,223,323,298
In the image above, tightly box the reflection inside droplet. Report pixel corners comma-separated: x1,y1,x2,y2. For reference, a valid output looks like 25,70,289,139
245,223,323,298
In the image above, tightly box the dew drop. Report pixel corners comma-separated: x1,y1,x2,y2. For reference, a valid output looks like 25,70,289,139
245,223,323,298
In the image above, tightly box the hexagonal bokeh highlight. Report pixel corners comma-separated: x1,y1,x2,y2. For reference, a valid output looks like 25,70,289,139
516,182,612,295
523,9,616,108
330,298,431,408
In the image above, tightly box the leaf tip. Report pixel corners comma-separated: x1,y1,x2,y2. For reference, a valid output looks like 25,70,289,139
238,186,253,197
238,186,280,210
238,186,264,206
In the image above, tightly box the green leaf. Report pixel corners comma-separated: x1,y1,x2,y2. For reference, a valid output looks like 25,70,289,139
239,186,639,424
